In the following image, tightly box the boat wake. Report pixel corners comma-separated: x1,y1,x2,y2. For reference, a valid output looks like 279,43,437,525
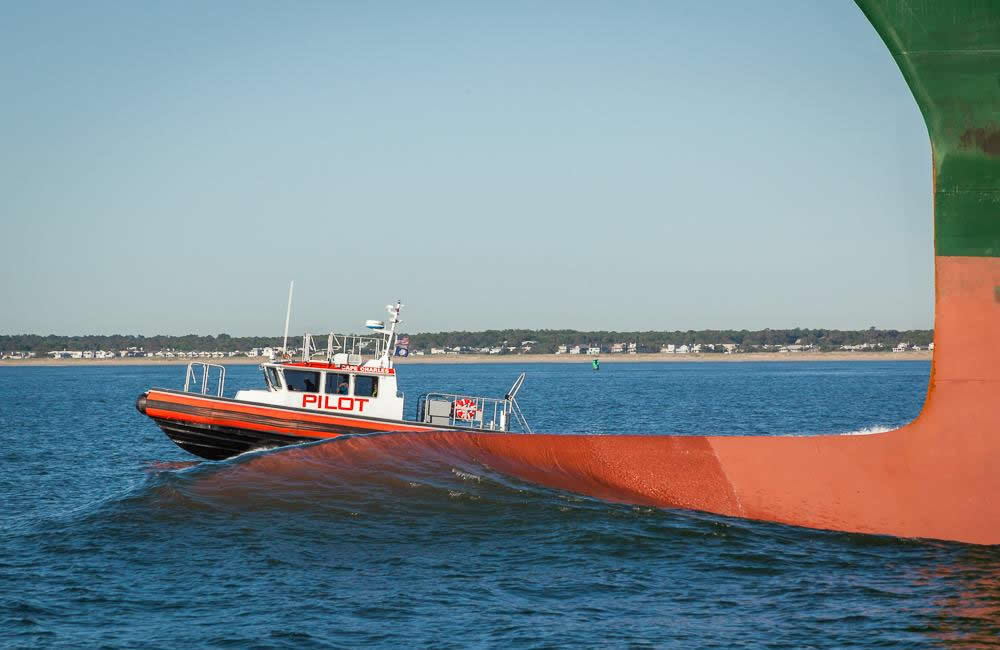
21,422,943,560
150,432,592,516
132,423,903,520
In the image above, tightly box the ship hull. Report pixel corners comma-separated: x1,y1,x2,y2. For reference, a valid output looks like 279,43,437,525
136,388,445,461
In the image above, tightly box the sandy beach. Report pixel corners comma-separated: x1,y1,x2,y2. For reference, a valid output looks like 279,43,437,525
400,351,933,364
1,351,931,367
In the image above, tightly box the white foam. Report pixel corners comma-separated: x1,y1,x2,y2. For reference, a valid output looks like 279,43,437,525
840,425,893,436
452,469,482,482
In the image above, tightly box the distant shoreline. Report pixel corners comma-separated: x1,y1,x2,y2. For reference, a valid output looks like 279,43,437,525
0,351,932,367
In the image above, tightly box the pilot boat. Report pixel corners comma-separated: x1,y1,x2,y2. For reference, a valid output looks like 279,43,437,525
135,301,531,460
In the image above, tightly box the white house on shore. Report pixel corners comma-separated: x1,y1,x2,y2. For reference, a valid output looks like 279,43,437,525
2,352,36,360
49,350,83,359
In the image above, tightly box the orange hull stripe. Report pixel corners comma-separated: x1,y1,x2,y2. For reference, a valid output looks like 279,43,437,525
145,407,346,438
147,390,431,432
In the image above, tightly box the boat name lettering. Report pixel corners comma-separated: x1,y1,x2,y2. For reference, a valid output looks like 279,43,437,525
340,365,394,375
301,394,370,412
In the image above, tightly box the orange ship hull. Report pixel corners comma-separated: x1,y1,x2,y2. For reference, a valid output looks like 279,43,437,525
377,2,1000,545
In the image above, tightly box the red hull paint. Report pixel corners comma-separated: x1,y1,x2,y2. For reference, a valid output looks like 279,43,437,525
146,258,998,542
145,389,436,437
427,256,997,545
140,388,453,460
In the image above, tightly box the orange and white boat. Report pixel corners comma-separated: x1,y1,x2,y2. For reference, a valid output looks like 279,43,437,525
135,301,530,460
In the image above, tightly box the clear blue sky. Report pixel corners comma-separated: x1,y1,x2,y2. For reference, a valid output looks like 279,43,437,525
1,1,932,336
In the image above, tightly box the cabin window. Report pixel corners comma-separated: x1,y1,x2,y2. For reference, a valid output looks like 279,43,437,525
354,375,378,398
284,369,320,393
266,366,283,391
325,373,351,395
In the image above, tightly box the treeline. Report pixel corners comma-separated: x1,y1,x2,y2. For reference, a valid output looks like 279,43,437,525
0,334,285,354
1,328,934,355
406,328,934,353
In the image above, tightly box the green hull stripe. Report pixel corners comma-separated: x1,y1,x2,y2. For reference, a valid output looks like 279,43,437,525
856,1,1000,258
936,191,1000,257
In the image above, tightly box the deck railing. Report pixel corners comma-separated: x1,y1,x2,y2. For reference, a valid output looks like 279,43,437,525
184,362,226,397
416,390,531,433
302,332,392,365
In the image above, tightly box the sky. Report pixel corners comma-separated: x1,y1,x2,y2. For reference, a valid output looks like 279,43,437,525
1,1,933,336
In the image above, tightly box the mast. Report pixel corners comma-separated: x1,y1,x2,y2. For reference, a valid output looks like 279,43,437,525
281,281,294,356
381,300,402,368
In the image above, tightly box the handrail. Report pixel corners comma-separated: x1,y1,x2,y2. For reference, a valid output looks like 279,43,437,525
184,362,226,397
302,331,392,366
417,390,531,433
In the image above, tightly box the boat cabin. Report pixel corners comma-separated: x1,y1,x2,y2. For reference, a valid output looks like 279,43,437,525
234,360,405,420
176,301,530,433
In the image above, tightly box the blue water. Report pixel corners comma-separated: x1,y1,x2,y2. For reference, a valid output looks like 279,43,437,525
2,361,998,647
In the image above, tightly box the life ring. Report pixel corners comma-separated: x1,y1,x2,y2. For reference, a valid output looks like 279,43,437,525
453,398,477,421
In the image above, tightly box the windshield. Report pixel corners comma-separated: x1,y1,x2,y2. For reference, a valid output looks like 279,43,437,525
265,366,283,391
283,369,319,393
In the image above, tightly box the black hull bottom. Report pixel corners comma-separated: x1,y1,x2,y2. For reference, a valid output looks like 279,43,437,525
151,418,323,461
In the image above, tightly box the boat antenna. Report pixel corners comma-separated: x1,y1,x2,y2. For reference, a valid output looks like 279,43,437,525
282,280,294,356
